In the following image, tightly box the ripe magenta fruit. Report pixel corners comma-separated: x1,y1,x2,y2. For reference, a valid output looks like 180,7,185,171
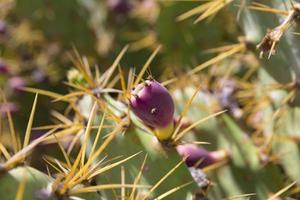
177,144,228,168
130,79,175,140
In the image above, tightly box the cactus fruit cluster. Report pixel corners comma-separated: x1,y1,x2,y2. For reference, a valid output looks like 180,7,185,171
1,0,300,200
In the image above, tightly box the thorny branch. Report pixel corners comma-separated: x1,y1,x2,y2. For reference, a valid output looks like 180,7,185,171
257,3,300,59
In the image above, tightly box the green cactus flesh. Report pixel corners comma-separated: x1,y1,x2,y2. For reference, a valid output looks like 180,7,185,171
0,166,52,200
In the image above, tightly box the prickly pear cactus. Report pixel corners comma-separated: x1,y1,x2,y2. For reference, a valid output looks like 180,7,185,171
235,0,300,192
175,0,300,199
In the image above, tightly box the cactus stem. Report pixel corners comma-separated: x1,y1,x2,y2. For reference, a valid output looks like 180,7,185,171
257,3,300,59
174,110,227,142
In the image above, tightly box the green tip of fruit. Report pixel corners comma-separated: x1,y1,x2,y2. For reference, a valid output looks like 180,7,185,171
154,122,174,141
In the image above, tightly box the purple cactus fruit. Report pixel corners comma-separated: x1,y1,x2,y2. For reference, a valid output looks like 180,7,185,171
0,59,9,74
107,0,132,14
8,76,26,92
176,144,228,169
130,79,175,140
